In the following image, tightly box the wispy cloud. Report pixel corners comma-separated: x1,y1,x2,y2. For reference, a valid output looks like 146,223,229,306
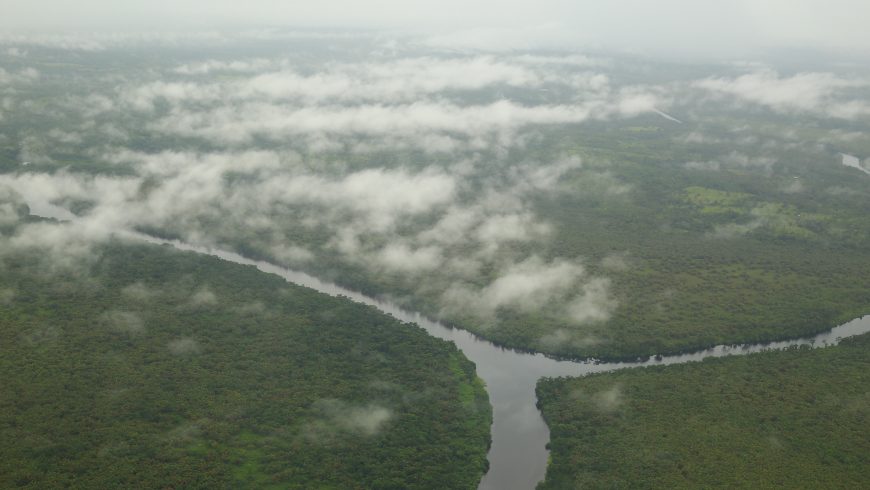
694,70,870,118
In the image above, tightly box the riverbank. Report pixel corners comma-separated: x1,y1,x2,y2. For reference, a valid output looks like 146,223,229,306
537,330,870,488
22,205,870,489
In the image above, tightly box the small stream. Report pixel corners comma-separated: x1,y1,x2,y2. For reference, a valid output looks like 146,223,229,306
27,204,870,490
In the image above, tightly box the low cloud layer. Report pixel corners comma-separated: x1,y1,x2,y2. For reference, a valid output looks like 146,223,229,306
442,256,617,327
695,70,870,119
5,43,866,356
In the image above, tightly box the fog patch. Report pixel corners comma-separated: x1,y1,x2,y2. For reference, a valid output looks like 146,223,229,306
601,253,631,272
538,328,603,350
124,81,222,111
0,185,29,226
152,100,608,145
0,202,20,226
679,131,723,145
376,243,443,273
174,58,278,75
443,256,616,325
538,329,572,351
168,337,201,356
100,310,145,335
841,153,870,175
234,56,542,102
694,70,870,118
270,243,314,264
0,66,39,86
304,399,392,441
187,287,217,308
164,421,204,444
566,278,618,324
4,47,26,57
232,300,271,317
475,213,551,253
6,221,105,272
593,385,624,413
707,220,764,239
510,155,584,192
480,257,583,313
121,282,156,302
781,179,805,194
260,167,457,233
684,160,721,171
685,151,777,172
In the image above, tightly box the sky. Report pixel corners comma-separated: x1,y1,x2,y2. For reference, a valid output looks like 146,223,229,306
2,0,870,57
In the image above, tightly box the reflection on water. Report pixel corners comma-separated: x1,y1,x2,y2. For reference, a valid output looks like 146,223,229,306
27,205,870,490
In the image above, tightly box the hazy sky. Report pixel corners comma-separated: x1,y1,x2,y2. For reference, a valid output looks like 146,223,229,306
2,0,870,57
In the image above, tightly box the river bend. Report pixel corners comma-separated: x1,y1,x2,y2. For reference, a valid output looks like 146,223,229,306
26,204,870,490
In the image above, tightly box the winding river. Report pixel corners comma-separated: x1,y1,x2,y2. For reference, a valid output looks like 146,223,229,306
27,202,870,490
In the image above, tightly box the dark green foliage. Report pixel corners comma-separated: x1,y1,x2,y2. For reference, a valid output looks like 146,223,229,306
0,240,491,489
536,335,870,489
3,46,870,363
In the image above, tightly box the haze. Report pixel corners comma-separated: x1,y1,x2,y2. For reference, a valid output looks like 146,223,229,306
3,0,870,58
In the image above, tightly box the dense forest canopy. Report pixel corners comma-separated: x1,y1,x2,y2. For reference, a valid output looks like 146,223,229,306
0,224,490,488
1,36,869,359
2,26,870,490
537,332,870,488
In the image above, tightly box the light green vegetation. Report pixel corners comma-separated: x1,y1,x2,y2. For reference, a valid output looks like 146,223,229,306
0,230,491,488
536,333,870,488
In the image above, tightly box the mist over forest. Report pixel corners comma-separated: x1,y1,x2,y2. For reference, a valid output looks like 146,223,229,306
2,2,870,489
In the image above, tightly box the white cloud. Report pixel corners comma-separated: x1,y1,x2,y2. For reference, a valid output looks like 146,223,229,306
695,70,870,118
443,256,616,325
474,213,551,253
685,151,777,172
481,257,580,311
258,167,456,232
237,56,542,102
376,243,443,273
0,202,20,226
0,67,39,85
152,100,599,143
173,58,279,75
566,277,617,323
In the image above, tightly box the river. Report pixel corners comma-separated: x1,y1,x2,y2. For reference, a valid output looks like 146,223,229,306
123,232,870,490
27,204,870,490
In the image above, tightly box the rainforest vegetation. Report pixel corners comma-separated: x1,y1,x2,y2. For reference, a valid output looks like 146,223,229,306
536,332,870,489
2,45,870,360
2,37,870,489
0,231,491,489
